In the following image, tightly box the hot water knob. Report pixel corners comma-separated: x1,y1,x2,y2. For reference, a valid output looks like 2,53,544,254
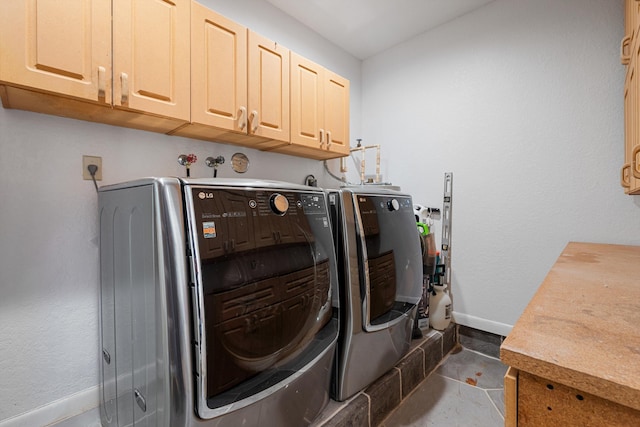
270,193,289,215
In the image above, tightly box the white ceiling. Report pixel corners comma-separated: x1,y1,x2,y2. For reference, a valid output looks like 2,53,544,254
264,0,496,59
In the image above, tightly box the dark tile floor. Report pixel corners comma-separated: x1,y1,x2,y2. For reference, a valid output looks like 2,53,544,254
379,347,507,427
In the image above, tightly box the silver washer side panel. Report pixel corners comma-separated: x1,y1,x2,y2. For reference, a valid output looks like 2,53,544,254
99,180,180,427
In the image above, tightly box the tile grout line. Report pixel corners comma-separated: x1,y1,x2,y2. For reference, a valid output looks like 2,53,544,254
461,347,504,361
434,372,506,421
364,392,372,427
435,372,502,392
483,389,505,421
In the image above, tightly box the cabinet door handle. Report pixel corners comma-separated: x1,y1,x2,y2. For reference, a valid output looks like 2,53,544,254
238,106,247,131
633,146,640,179
98,66,106,101
120,72,129,105
250,110,259,133
621,163,631,188
326,131,332,147
621,35,632,65
319,129,325,146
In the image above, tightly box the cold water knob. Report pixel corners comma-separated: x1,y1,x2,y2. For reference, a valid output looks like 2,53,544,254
387,199,400,211
270,193,289,215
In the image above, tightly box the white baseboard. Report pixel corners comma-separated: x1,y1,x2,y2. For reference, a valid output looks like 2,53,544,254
0,386,99,427
452,311,513,337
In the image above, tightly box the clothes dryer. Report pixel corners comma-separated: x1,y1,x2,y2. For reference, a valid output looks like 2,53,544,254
328,186,422,401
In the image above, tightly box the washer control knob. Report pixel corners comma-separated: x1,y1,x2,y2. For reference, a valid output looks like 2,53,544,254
387,199,400,211
270,193,289,215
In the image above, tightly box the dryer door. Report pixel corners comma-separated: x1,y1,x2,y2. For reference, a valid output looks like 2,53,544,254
353,193,422,332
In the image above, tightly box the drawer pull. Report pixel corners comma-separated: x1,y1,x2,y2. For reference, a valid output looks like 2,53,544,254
621,163,631,188
633,146,640,179
621,35,632,65
97,66,106,100
120,72,129,105
250,110,259,133
238,106,247,130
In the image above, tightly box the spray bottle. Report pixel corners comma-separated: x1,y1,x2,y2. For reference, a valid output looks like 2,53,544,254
429,254,452,330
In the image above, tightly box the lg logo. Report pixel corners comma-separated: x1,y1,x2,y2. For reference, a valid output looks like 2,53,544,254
198,192,214,199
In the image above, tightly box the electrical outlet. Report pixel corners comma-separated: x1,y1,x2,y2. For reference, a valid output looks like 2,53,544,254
83,155,102,180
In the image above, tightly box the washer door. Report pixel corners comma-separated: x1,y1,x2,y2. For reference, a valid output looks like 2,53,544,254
185,186,338,417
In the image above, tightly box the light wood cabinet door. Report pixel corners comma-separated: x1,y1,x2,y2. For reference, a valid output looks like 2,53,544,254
248,31,290,142
190,2,247,133
113,0,190,120
631,33,640,193
0,0,112,104
290,53,325,150
622,42,636,193
623,67,633,193
324,70,350,156
622,1,640,194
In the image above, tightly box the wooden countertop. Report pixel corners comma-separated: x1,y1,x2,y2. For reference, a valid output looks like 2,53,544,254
500,242,640,411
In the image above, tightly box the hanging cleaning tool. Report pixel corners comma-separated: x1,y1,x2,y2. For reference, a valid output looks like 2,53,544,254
430,172,453,330
440,172,453,287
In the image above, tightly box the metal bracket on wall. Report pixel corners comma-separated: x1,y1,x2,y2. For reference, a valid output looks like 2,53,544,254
440,172,453,287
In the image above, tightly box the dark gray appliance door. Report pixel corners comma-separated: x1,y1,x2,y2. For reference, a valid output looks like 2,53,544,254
185,186,338,419
353,193,422,331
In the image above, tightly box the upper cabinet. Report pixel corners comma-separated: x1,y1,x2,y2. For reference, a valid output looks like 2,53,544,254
0,0,190,132
622,0,640,194
0,0,112,104
173,5,287,148
272,53,349,159
0,0,350,160
112,0,190,120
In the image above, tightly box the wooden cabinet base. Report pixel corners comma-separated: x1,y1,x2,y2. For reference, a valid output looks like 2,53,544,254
504,367,518,427
170,123,286,150
1,85,186,134
265,142,349,160
516,371,640,426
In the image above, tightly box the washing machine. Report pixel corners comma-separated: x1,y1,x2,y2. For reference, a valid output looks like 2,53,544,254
98,178,338,426
328,186,422,401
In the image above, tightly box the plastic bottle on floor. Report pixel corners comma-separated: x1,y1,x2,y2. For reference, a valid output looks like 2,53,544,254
429,284,452,330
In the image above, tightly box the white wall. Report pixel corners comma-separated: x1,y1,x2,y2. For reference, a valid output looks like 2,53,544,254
361,0,640,335
0,0,360,424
